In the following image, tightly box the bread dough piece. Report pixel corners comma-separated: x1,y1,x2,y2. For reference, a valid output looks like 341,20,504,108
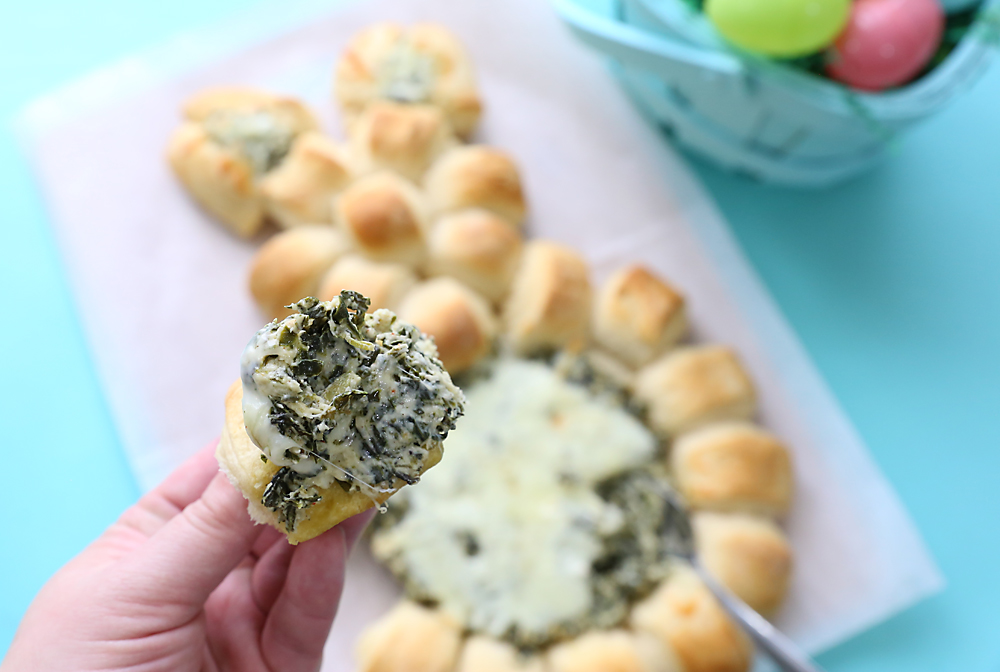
247,225,352,321
503,241,591,355
182,86,319,134
593,265,687,368
318,255,417,313
335,23,482,138
672,423,793,517
425,146,526,226
457,636,547,672
426,209,523,303
258,132,353,228
334,171,430,266
350,101,457,182
630,567,753,672
357,601,463,672
548,631,683,672
633,347,755,438
399,277,497,374
693,512,793,616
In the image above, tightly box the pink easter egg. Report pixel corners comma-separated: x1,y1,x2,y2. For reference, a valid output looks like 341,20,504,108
826,0,945,92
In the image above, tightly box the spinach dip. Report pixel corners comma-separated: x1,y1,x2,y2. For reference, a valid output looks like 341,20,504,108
203,109,297,174
370,358,679,649
240,291,466,532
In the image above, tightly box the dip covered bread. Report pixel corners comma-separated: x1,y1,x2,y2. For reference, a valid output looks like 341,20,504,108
218,290,465,543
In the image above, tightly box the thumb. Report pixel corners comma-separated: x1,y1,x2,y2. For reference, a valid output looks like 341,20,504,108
125,472,264,610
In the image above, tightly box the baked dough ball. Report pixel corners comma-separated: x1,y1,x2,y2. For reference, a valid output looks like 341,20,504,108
593,265,687,368
693,512,793,616
457,636,547,672
258,132,353,228
548,631,682,672
357,601,462,672
425,146,527,226
399,277,497,374
334,171,430,266
318,255,417,312
426,209,524,303
350,101,458,182
217,380,412,545
633,346,756,438
248,225,351,321
335,23,482,138
672,423,793,517
503,241,591,355
182,87,319,133
631,566,753,672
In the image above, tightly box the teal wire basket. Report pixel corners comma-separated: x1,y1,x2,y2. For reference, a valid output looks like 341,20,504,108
554,0,1000,186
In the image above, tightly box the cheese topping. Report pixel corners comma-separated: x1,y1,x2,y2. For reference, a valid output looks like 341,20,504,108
372,359,672,648
377,41,436,104
204,109,296,174
241,292,465,531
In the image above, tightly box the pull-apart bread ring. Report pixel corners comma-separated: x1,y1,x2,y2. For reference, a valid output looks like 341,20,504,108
425,146,527,227
350,101,458,182
248,226,352,321
319,255,418,313
168,87,321,237
219,292,465,544
335,23,482,139
594,265,688,369
334,171,431,266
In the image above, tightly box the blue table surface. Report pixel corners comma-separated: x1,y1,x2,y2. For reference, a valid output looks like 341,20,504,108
2,1,998,669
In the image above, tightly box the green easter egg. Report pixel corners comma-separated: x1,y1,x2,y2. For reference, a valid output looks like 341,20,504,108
706,0,851,57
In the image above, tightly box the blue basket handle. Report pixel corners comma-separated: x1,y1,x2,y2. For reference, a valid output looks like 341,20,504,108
553,0,743,77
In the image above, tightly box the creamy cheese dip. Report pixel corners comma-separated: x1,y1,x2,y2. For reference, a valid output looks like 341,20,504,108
204,109,296,174
371,358,676,648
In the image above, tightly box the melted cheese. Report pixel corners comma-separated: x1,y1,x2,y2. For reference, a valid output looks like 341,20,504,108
372,359,656,644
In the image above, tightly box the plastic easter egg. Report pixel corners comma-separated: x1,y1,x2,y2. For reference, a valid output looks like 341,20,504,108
827,0,945,91
706,0,852,57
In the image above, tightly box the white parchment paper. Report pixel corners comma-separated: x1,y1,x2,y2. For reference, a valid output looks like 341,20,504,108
18,0,943,666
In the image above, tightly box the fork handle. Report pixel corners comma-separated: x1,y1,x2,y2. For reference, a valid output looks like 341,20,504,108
692,562,825,672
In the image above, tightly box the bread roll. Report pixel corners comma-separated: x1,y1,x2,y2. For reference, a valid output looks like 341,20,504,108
633,347,756,438
350,101,457,182
399,277,497,373
334,171,430,266
503,241,591,355
357,601,462,672
693,512,793,616
672,423,793,517
593,265,687,368
318,255,417,312
248,225,351,320
630,566,753,672
167,122,263,237
258,132,353,228
426,209,523,303
457,636,547,672
548,631,682,672
182,86,319,134
425,146,526,226
335,23,482,138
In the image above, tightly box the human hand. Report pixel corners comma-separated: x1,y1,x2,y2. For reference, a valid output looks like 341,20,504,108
1,440,373,672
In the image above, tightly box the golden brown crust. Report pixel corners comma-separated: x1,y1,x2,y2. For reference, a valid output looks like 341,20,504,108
258,132,354,228
693,512,793,616
182,86,319,134
548,631,682,672
399,277,497,374
166,122,264,237
633,347,756,438
593,265,687,368
317,255,417,312
425,146,526,226
457,636,548,672
503,241,592,355
672,423,793,517
426,209,524,303
334,171,430,266
350,101,458,182
247,225,352,321
335,23,482,138
218,380,424,544
630,567,753,672
356,601,463,672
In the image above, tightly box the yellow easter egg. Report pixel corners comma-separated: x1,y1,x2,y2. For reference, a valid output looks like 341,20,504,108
706,0,851,57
